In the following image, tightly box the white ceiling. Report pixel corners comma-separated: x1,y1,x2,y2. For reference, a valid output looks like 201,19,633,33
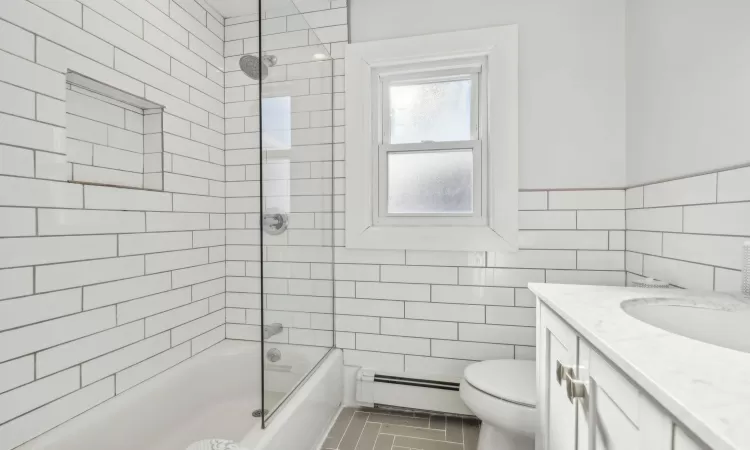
204,0,298,18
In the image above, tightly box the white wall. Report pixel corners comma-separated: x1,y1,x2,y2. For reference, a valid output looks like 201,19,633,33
351,0,627,190
626,0,750,186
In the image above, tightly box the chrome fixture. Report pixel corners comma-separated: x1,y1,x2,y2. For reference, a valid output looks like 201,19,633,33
239,54,277,81
266,348,281,363
252,409,268,418
565,373,587,403
263,323,283,340
557,360,587,403
555,361,574,385
263,212,288,235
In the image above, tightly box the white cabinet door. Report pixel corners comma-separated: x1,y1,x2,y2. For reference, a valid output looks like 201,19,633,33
538,301,702,450
577,341,672,450
538,303,578,450
673,426,709,450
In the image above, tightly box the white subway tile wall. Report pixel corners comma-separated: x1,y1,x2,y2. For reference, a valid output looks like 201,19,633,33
322,186,628,375
626,166,750,292
0,0,225,447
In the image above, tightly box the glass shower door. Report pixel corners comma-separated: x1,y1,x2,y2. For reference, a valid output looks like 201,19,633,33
257,0,336,427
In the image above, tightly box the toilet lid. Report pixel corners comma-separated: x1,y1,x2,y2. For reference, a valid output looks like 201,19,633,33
464,360,536,407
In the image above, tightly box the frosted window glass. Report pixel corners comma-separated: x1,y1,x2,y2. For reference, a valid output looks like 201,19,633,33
387,150,473,214
262,96,291,150
389,80,472,144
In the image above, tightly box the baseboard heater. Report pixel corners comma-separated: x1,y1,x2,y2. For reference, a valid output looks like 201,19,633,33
356,369,473,415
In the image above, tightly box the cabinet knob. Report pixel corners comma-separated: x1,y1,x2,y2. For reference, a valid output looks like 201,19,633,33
556,360,574,385
565,372,587,403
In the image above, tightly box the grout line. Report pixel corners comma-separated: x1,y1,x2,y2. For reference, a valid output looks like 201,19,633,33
335,410,360,449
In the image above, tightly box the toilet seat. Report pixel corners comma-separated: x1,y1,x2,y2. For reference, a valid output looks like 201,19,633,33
460,359,538,450
463,360,536,407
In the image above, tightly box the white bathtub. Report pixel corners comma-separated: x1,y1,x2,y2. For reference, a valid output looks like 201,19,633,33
18,340,342,450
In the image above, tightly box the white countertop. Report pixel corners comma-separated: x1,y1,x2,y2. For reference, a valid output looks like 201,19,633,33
529,283,750,450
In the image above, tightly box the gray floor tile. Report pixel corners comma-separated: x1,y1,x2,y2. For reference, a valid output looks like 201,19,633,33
325,407,357,448
373,433,395,450
339,411,370,450
444,416,463,443
462,418,480,450
393,436,464,450
321,407,481,450
429,415,446,430
379,424,446,440
321,437,338,450
356,422,382,450
363,407,419,418
368,413,430,428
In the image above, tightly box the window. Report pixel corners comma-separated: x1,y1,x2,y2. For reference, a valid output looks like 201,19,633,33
261,96,292,150
377,63,485,227
346,26,519,251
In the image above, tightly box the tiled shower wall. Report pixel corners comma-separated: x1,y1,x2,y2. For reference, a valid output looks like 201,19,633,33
0,0,227,447
625,166,750,292
221,3,346,346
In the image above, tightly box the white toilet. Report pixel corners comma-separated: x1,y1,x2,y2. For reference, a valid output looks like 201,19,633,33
459,360,537,450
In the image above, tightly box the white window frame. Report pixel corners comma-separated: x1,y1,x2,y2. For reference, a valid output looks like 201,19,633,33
375,62,486,227
345,26,519,252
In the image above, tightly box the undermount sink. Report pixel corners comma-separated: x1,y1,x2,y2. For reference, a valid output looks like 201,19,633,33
621,296,750,354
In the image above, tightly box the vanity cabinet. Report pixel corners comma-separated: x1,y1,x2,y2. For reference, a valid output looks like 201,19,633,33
537,301,706,450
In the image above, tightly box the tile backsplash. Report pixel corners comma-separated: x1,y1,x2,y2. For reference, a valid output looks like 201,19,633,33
626,166,750,293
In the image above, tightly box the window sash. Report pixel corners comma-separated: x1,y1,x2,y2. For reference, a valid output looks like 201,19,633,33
372,61,489,227
374,140,485,226
381,69,480,145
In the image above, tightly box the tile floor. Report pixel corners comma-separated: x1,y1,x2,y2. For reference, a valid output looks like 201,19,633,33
321,407,480,450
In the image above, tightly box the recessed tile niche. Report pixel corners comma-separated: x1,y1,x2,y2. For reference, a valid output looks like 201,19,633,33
65,71,165,190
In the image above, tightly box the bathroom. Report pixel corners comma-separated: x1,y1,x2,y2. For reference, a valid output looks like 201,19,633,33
0,0,748,449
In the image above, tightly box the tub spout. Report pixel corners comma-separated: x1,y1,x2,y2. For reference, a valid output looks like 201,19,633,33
263,323,283,340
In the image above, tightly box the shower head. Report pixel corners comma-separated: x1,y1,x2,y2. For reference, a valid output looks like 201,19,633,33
239,54,278,81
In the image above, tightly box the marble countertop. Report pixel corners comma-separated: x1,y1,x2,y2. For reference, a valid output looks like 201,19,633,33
528,283,750,450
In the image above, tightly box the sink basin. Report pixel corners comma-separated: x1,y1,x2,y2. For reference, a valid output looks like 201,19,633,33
621,297,750,354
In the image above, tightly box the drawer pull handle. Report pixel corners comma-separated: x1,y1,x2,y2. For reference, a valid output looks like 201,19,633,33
555,360,574,385
565,372,587,403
